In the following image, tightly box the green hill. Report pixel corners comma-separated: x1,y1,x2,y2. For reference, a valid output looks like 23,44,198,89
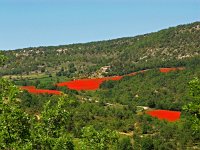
1,22,200,77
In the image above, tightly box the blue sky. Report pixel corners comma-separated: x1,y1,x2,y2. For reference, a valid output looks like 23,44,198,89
0,0,200,50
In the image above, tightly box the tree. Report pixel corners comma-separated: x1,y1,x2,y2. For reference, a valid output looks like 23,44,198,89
0,54,74,149
68,63,77,74
183,78,200,133
0,54,7,66
117,137,133,150
0,55,32,149
30,97,74,149
79,125,118,150
141,136,154,150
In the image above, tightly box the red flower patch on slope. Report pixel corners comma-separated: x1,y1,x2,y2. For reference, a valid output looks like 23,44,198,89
57,78,103,90
146,110,181,122
28,89,61,95
56,76,123,91
159,67,185,73
20,86,62,95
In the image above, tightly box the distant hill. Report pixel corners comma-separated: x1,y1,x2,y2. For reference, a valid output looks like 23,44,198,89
1,21,200,77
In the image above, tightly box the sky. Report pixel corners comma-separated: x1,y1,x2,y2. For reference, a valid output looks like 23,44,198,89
0,0,200,50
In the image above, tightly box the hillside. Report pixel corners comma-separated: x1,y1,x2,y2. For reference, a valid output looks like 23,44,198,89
0,22,200,149
1,22,200,78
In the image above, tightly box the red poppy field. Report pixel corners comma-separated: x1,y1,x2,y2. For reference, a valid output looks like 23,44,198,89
159,67,185,73
56,76,123,90
56,70,150,91
20,67,185,122
20,86,62,95
21,67,184,94
146,110,181,122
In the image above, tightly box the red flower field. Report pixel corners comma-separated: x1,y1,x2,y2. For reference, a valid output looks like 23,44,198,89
57,68,185,91
56,76,123,90
159,67,185,73
21,67,185,93
20,86,62,95
146,110,181,122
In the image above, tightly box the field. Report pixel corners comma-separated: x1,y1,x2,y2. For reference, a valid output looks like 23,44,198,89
146,110,181,122
21,86,62,95
56,76,122,90
56,67,184,90
19,67,185,122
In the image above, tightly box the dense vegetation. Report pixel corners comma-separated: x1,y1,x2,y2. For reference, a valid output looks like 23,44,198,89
0,21,200,149
97,63,200,111
1,64,200,149
1,22,200,78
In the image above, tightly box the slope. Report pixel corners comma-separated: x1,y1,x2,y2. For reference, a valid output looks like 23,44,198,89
0,22,200,77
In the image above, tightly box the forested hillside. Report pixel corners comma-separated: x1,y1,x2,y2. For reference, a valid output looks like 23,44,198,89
0,22,200,149
1,22,200,77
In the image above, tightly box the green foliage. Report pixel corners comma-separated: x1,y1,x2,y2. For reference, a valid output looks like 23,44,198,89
1,22,200,149
100,80,115,89
0,55,31,149
0,80,75,149
141,136,154,150
79,126,118,150
117,137,133,150
183,78,200,133
0,77,32,149
30,97,74,150
131,78,200,149
97,67,200,110
188,77,200,100
0,54,7,66
0,55,74,149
